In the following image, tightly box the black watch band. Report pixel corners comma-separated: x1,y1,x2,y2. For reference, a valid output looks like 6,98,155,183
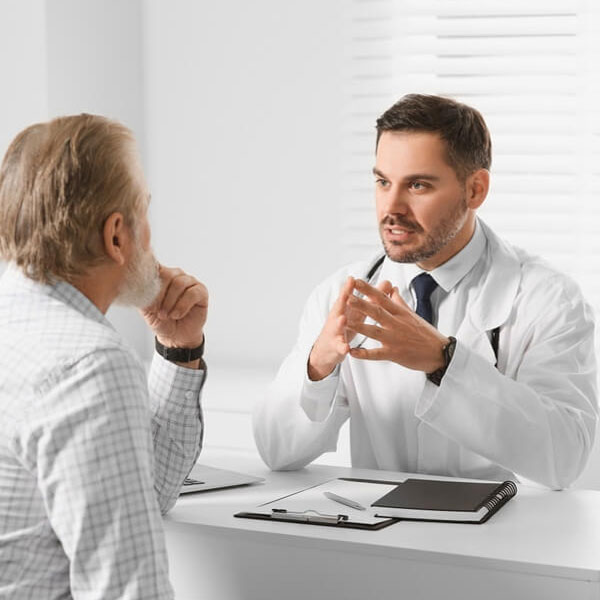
155,335,205,363
426,336,456,387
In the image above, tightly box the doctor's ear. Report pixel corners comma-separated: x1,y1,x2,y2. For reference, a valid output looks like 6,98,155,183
102,212,129,266
465,168,490,210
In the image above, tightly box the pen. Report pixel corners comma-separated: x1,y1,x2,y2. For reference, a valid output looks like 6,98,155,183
323,491,366,511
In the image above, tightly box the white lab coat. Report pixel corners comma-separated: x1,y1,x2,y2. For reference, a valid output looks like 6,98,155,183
253,221,598,489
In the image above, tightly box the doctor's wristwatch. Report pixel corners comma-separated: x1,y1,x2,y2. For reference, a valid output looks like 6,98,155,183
426,336,456,386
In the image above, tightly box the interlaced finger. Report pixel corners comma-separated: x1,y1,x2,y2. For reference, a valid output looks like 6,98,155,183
348,346,389,361
351,321,388,343
332,276,355,316
347,294,397,328
354,279,408,315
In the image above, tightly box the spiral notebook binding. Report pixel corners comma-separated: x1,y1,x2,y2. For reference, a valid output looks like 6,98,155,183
483,481,518,512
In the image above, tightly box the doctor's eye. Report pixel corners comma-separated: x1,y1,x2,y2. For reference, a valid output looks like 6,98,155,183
374,178,390,188
409,181,429,192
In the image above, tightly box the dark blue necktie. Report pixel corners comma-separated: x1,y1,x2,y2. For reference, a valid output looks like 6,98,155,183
412,273,438,325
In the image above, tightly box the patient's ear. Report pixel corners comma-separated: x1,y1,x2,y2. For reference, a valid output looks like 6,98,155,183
102,212,130,266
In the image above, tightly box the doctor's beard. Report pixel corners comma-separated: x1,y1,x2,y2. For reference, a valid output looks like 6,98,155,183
115,241,161,309
380,193,469,264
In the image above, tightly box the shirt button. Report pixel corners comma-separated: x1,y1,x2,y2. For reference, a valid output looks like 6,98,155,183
185,391,194,400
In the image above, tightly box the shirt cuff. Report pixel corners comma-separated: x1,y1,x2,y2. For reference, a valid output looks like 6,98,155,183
300,363,341,422
415,338,468,422
148,351,206,416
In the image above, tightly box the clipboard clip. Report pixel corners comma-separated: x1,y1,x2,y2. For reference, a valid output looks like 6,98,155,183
272,509,349,524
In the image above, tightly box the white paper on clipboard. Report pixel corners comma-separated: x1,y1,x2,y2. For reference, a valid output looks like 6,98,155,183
257,478,399,526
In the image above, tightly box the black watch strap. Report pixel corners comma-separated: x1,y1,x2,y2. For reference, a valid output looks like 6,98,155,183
155,335,205,363
426,336,456,387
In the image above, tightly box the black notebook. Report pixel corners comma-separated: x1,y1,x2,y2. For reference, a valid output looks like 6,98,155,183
371,478,517,523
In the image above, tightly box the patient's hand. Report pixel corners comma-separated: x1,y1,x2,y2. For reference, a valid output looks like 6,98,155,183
141,265,208,352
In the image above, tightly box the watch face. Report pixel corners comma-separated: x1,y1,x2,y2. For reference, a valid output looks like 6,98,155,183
427,337,456,387
445,337,457,362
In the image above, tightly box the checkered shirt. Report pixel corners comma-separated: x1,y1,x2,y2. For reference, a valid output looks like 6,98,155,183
0,265,205,599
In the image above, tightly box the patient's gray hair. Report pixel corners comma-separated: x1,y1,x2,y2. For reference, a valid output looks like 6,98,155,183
0,114,144,283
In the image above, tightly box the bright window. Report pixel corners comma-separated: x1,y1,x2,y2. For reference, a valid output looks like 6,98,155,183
342,0,600,322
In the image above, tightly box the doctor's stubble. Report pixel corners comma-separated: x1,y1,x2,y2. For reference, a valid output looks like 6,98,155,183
379,190,469,264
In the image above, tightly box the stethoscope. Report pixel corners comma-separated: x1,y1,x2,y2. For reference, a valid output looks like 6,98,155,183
353,254,500,367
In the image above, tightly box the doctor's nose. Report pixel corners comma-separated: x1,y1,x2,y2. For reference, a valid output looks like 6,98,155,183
381,186,411,215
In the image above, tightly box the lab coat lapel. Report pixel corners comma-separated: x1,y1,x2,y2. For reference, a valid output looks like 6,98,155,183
455,220,522,365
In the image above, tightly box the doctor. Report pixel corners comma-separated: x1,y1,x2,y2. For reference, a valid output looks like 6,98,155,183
253,93,598,489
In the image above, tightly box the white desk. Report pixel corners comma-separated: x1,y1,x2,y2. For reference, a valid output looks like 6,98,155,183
164,452,600,600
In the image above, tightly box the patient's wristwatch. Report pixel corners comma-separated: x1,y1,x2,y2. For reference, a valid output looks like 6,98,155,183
155,335,205,364
426,336,456,387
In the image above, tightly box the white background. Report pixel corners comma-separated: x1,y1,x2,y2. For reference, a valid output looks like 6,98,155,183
0,0,598,488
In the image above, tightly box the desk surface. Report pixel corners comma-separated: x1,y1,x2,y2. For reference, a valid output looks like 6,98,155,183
166,451,600,584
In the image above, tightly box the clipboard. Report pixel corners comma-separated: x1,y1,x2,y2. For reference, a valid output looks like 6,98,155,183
234,477,401,530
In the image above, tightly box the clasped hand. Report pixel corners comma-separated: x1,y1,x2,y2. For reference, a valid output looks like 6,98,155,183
141,265,208,350
308,277,448,381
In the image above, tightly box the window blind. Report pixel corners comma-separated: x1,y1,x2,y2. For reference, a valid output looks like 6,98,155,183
342,0,600,314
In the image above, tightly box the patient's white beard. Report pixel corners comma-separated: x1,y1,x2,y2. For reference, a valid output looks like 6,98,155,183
115,242,161,309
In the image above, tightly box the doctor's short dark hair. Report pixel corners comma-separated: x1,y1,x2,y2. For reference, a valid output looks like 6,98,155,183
376,94,492,181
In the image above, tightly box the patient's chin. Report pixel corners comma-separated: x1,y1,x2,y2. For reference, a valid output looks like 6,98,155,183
115,252,161,309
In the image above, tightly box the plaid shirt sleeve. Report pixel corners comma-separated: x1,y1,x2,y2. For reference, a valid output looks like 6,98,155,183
147,352,205,514
14,347,205,600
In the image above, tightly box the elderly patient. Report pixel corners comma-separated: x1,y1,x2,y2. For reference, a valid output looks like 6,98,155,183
0,114,208,599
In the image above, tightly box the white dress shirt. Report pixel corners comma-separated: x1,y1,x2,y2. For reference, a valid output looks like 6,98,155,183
253,219,598,489
0,266,205,599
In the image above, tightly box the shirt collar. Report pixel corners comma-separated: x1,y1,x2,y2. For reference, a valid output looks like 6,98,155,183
2,263,111,326
428,218,487,292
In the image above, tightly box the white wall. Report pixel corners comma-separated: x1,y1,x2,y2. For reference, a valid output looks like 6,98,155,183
0,1,48,282
142,0,348,462
0,1,48,172
143,0,345,371
44,0,151,360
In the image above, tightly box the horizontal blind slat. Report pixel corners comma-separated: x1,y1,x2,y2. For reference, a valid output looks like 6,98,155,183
349,0,586,18
343,0,600,320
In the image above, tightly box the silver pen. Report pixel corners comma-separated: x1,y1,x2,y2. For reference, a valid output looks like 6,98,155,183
323,491,366,511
